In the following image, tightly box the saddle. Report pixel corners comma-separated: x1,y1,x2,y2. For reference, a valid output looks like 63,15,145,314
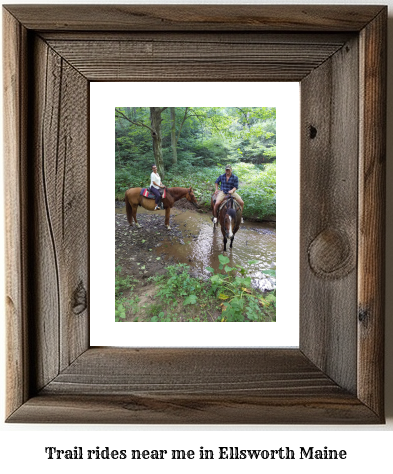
140,187,166,199
220,198,240,215
212,193,240,214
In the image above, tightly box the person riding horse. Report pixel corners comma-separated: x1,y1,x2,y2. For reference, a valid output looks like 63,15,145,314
213,164,244,224
150,164,165,210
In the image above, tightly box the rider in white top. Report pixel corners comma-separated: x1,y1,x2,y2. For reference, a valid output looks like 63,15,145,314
150,165,165,210
150,171,161,189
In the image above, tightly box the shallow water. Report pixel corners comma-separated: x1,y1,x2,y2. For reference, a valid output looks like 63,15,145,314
116,206,276,291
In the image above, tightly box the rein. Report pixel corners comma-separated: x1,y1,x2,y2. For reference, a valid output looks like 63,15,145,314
218,196,240,216
166,187,191,201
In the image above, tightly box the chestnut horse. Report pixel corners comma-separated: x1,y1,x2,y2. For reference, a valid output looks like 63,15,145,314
125,187,198,230
211,193,242,251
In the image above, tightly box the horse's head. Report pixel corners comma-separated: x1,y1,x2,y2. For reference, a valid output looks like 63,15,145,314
186,187,199,207
224,208,237,239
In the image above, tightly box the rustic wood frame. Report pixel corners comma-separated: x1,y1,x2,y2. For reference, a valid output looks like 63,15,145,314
3,5,386,424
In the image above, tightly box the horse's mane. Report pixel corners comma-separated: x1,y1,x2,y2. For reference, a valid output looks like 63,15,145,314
225,197,236,218
167,187,188,193
166,187,191,199
227,208,236,219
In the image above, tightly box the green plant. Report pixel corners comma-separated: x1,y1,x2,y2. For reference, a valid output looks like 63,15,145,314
150,311,172,322
147,303,164,317
115,158,276,220
115,264,140,321
115,300,127,322
153,263,203,304
207,256,275,322
148,264,219,321
118,260,274,323
115,264,131,297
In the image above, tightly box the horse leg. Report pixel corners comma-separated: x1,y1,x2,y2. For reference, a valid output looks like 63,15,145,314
165,207,171,230
125,197,133,226
132,204,142,228
223,236,227,252
230,236,234,248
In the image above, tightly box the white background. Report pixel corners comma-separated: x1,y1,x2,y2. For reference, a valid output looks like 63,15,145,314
1,0,392,473
90,82,300,347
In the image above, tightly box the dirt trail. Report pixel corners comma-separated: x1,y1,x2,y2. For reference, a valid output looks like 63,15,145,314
115,199,202,281
116,200,209,321
115,199,276,321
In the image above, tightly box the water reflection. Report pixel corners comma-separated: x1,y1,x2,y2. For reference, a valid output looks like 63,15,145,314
173,212,275,291
116,206,276,292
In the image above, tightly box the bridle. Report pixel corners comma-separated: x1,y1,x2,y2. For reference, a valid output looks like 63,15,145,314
187,189,198,207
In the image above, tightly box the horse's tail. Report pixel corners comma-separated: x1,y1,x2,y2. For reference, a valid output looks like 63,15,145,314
125,193,133,225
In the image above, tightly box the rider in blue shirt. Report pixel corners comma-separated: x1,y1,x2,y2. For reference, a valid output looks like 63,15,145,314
213,164,244,224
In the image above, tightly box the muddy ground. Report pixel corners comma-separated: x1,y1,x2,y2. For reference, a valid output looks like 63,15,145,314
115,199,211,320
115,198,276,321
115,198,200,279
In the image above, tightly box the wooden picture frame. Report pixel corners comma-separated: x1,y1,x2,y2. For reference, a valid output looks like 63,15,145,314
3,5,386,424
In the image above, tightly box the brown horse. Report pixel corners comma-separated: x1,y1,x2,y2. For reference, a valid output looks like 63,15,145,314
211,194,242,251
125,187,198,230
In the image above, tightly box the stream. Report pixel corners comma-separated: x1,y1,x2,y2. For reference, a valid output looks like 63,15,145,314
116,205,276,292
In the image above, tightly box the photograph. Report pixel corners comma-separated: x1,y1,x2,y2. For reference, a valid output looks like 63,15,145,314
114,107,277,322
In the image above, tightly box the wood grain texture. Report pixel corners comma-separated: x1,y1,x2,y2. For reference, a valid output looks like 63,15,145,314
28,36,89,391
46,38,347,82
40,31,354,44
7,349,379,424
300,36,359,394
3,9,29,417
3,5,384,31
3,5,386,424
43,348,340,395
9,392,379,425
358,9,387,417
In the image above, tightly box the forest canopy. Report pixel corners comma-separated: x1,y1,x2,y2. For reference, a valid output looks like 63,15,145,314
115,106,276,220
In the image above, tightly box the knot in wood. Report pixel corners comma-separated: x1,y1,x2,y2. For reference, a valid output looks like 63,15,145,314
73,281,87,315
358,307,370,325
308,228,354,279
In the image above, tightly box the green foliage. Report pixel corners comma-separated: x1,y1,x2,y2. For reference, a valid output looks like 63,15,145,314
146,263,214,321
153,263,203,304
165,163,276,219
115,160,276,219
115,264,132,298
207,257,276,322
150,312,172,322
184,294,198,305
237,163,276,218
115,164,148,197
115,260,275,322
115,301,126,322
115,107,277,168
149,262,275,322
115,264,139,322
115,107,277,219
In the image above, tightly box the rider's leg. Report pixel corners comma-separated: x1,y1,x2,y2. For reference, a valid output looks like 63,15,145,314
232,192,244,223
151,187,161,210
232,192,244,213
213,191,225,224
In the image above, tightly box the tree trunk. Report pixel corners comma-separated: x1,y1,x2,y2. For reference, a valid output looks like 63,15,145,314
170,107,178,165
150,107,165,178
